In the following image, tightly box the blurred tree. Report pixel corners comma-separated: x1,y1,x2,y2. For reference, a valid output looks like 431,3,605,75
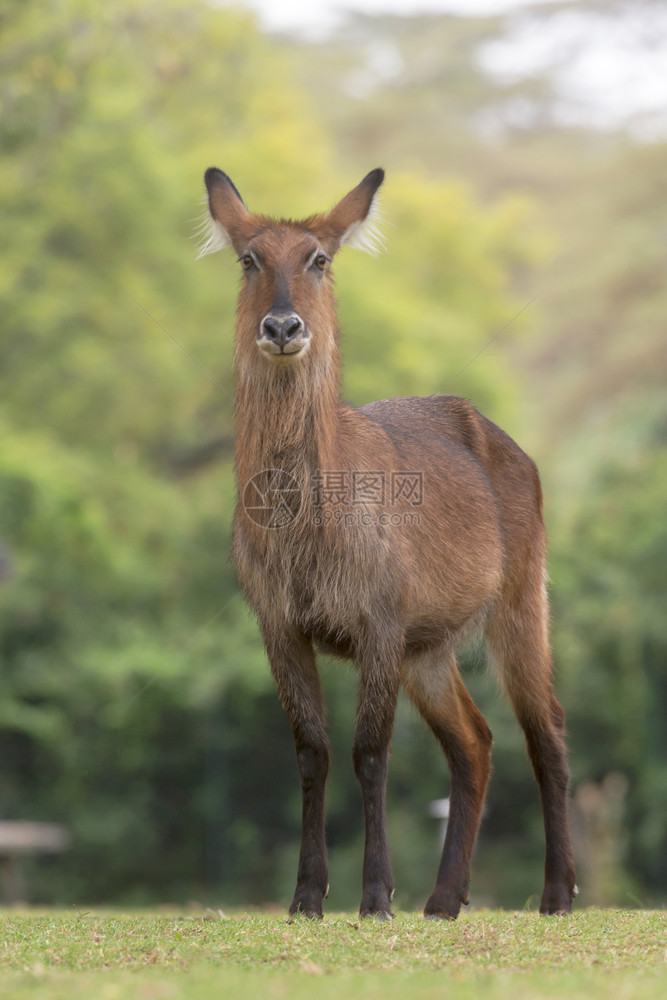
0,0,536,905
549,422,667,901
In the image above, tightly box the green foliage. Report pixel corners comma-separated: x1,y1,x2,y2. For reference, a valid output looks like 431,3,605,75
337,173,534,422
1,0,665,912
0,0,534,907
550,429,667,895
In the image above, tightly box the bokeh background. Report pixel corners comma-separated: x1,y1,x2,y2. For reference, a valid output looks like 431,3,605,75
1,0,666,911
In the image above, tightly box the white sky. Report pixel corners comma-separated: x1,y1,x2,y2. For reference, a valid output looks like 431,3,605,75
236,0,667,137
240,0,565,37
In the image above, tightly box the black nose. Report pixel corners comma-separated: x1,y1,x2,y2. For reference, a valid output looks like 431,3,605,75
261,311,304,347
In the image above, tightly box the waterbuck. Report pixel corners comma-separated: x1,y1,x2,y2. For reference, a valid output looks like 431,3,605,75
200,166,577,919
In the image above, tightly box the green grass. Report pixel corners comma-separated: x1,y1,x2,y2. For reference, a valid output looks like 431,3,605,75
0,908,664,999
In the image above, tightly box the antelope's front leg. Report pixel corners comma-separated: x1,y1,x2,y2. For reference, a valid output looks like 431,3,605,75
265,631,329,918
353,655,400,919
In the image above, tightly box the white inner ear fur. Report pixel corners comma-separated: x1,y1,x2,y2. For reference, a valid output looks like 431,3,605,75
339,193,385,255
194,201,233,259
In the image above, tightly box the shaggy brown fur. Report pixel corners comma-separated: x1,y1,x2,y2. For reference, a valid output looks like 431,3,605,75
203,167,576,919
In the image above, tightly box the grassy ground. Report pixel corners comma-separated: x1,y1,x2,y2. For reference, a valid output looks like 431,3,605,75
0,908,664,999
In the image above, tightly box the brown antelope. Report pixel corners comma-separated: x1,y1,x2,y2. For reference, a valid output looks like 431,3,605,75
201,167,577,919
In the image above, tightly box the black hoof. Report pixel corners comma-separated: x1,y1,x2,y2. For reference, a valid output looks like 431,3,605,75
423,888,466,920
359,884,394,920
289,886,325,919
360,908,394,921
289,904,323,919
539,882,577,915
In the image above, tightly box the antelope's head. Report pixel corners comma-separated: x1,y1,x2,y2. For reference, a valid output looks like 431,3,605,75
199,168,384,366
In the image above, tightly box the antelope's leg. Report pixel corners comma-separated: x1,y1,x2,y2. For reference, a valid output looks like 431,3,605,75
404,650,492,919
353,654,401,919
519,692,576,914
486,588,577,915
265,631,329,918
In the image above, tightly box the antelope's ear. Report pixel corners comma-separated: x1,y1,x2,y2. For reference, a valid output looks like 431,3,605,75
321,168,385,256
197,168,252,258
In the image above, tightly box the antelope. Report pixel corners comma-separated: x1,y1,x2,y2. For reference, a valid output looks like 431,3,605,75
200,166,577,919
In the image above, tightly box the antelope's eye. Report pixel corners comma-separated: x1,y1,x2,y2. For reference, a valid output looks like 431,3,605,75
241,254,254,270
315,254,328,270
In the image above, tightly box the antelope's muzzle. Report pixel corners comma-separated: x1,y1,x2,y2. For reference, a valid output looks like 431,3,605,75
258,311,310,357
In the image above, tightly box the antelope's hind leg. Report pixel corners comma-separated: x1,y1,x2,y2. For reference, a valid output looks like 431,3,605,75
265,631,330,918
486,586,577,915
403,649,493,920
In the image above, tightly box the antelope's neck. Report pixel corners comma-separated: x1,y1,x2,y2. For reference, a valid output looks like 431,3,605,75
234,351,346,489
